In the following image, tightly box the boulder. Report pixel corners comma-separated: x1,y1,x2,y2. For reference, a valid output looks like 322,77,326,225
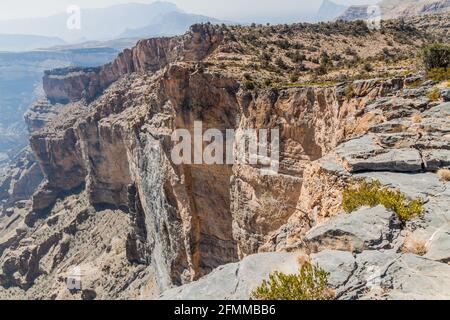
441,89,450,102
306,206,402,253
423,149,450,170
355,172,445,200
336,135,423,173
311,250,356,290
312,250,450,300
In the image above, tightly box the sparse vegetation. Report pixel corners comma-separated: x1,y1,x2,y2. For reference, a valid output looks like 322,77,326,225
275,57,288,70
401,235,428,256
345,84,355,100
252,262,334,301
438,169,450,182
342,180,424,222
411,114,423,123
427,88,442,101
422,44,450,71
363,62,374,72
244,80,256,90
202,16,447,92
427,68,450,81
422,44,450,81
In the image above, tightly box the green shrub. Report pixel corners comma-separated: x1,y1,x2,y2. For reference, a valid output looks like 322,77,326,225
422,44,450,71
314,65,328,76
342,180,424,222
427,68,450,81
286,50,306,63
261,52,272,62
252,262,334,301
289,72,299,83
427,87,442,101
244,80,256,90
345,84,355,100
275,57,288,70
363,62,373,72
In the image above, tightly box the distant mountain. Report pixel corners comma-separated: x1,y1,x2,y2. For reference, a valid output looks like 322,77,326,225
339,0,450,21
0,34,66,52
0,1,184,42
120,11,224,38
46,38,142,51
316,0,348,22
0,46,121,160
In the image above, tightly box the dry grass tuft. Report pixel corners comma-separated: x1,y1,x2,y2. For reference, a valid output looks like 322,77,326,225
401,235,428,256
427,88,442,101
438,169,450,182
411,114,423,123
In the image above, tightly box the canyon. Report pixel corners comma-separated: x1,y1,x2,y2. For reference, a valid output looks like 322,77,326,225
0,16,449,299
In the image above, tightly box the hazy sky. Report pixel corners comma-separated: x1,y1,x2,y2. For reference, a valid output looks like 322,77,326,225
0,0,379,21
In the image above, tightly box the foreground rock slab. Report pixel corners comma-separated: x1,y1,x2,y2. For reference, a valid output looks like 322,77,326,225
306,206,402,253
159,253,300,300
312,250,450,300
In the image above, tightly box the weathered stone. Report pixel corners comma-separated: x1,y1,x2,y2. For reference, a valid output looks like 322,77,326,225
311,250,356,291
337,136,423,173
355,172,445,200
403,87,428,98
159,253,300,300
311,249,450,300
1,17,450,301
424,102,450,117
381,253,450,300
306,206,402,253
442,89,450,102
43,24,225,104
423,149,450,170
425,228,450,262
0,148,43,215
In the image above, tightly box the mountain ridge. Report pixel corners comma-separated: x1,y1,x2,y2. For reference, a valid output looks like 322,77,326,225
0,1,220,43
339,0,450,20
316,0,349,21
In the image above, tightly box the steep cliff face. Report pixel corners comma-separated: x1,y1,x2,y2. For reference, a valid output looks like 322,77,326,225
25,67,408,292
43,25,224,104
1,21,449,299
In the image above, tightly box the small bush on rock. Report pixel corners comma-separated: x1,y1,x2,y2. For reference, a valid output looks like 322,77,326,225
401,234,428,256
342,180,424,222
427,88,442,101
427,68,450,82
345,84,355,100
252,262,334,300
422,44,450,71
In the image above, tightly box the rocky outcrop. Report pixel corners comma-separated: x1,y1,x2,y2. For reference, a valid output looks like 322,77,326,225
43,25,225,104
305,205,403,253
159,198,450,300
0,148,43,216
24,99,62,133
